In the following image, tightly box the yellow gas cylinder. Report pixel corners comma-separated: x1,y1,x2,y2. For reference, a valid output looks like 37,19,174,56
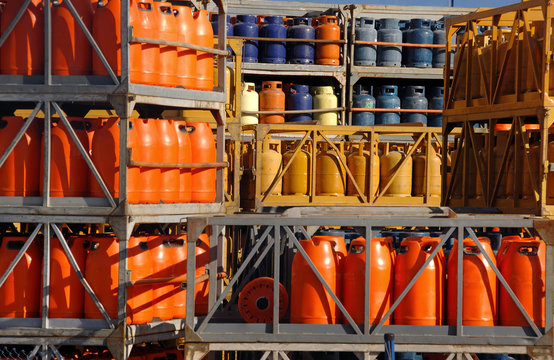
261,138,282,196
312,86,338,126
412,146,441,197
316,142,345,196
380,149,412,197
548,137,554,202
240,82,259,125
347,142,379,197
283,142,311,196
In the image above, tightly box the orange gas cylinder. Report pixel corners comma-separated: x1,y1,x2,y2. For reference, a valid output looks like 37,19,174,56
315,16,340,65
290,237,337,324
86,118,104,152
0,0,44,74
259,81,285,124
128,118,161,203
238,277,289,323
194,233,210,315
41,118,90,197
0,236,41,317
192,9,214,90
394,237,445,325
174,120,192,203
157,119,179,203
173,5,196,89
52,0,93,75
342,237,394,325
447,237,497,326
133,0,160,85
127,236,154,324
497,236,545,327
49,236,88,318
148,235,176,321
154,1,178,87
0,116,41,196
188,122,216,203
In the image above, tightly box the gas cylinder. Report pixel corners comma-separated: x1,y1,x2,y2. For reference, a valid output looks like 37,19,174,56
447,237,497,326
52,0,93,75
288,17,315,64
157,119,180,203
259,81,285,124
316,142,346,196
399,20,410,66
347,143,379,197
427,86,443,127
312,86,338,126
313,228,347,271
259,16,286,64
315,16,340,65
394,236,445,325
342,236,394,325
0,236,41,318
354,17,377,66
192,9,214,90
234,14,258,63
283,142,311,196
210,14,233,57
194,233,211,315
155,1,178,87
174,5,196,89
0,116,40,196
148,235,175,321
126,236,154,324
352,84,375,126
432,21,446,68
241,82,259,125
375,85,401,124
290,237,337,324
406,19,433,68
187,122,216,203
401,86,428,124
377,18,402,67
261,138,282,196
286,84,312,122
131,0,160,85
0,0,44,75
380,150,412,197
173,120,192,203
413,146,441,197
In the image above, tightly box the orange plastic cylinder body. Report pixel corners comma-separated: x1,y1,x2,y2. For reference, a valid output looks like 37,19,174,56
447,237,497,326
498,236,545,327
259,81,285,124
394,237,445,325
188,122,216,203
194,233,210,315
0,236,41,317
49,236,88,318
52,0,93,75
342,237,394,325
127,236,154,324
173,5,196,89
174,120,192,203
154,1,178,87
193,9,214,90
290,238,337,324
0,0,44,74
0,116,41,196
40,118,90,197
315,16,340,65
86,118,104,152
157,119,180,203
149,235,176,321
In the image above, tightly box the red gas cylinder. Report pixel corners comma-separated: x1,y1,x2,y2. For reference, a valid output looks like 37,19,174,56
148,235,176,321
447,237,497,326
157,119,179,203
498,236,545,327
0,116,41,196
259,81,285,124
52,0,93,75
192,9,214,91
188,122,216,203
173,5,196,89
40,118,90,197
394,236,445,325
194,233,210,315
290,237,337,324
315,16,340,65
0,236,41,317
173,120,192,203
127,236,154,324
0,0,44,74
49,236,88,318
342,237,394,325
153,1,178,87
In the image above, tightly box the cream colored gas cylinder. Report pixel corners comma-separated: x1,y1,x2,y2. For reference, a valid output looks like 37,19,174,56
347,142,379,197
316,142,345,196
283,142,311,196
312,86,338,126
380,149,412,197
261,138,282,195
240,82,259,125
413,146,441,197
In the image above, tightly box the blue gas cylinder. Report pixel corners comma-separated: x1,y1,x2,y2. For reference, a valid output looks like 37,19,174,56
406,18,433,68
354,17,377,66
401,85,428,125
234,15,258,63
377,18,402,67
352,84,375,126
259,16,286,64
427,86,443,127
432,21,446,68
211,14,233,57
375,85,400,124
286,84,312,122
287,17,315,64
399,20,410,66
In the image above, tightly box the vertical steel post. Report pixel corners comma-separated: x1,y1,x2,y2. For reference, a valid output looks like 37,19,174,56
44,0,51,85
364,226,373,335
273,225,280,334
384,333,395,360
41,222,51,329
42,103,51,207
456,226,464,336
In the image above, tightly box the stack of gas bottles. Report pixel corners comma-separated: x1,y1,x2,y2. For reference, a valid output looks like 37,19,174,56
0,117,216,203
240,81,339,125
0,233,210,323
232,14,341,65
354,17,446,68
0,0,214,90
289,228,545,327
